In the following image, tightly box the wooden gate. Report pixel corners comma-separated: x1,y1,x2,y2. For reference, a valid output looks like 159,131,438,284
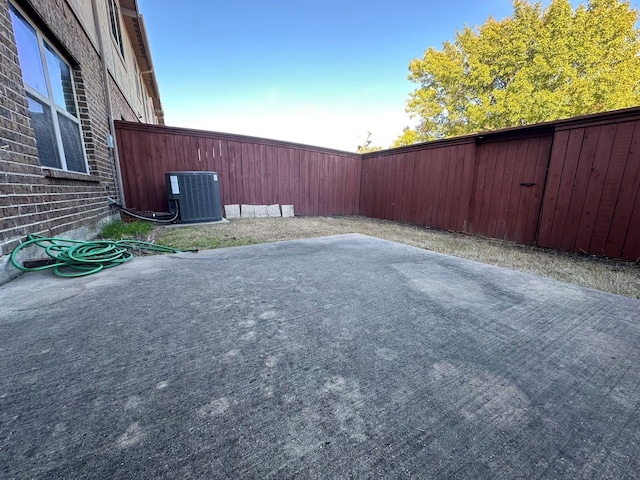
466,132,553,244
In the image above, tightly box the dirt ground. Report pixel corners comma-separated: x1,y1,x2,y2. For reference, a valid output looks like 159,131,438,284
154,216,640,299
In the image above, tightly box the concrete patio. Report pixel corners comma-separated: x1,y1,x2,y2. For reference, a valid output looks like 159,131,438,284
1,234,639,479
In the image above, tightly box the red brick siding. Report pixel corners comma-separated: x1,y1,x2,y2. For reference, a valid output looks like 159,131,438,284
0,0,141,257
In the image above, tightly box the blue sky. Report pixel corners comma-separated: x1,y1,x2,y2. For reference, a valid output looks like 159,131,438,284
138,0,640,151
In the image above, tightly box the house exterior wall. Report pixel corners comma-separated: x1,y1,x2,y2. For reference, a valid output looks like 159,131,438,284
91,0,157,123
64,0,157,124
0,0,162,284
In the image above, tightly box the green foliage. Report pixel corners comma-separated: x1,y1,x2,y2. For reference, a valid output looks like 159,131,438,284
357,131,384,153
392,128,421,147
401,0,640,142
357,144,384,153
100,220,154,240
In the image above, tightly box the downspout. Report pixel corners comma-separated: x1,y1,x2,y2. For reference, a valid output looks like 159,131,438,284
91,0,127,207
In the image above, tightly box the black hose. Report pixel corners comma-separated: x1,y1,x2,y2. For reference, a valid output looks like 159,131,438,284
109,198,179,224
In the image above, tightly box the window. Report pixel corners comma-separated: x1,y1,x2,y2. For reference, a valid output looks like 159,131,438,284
134,62,141,99
9,4,88,173
107,0,125,58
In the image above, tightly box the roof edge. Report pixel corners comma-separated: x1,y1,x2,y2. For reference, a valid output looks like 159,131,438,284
119,0,164,124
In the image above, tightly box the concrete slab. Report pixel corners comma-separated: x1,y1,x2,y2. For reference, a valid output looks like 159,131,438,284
267,204,281,217
240,204,255,218
224,204,240,219
254,205,269,218
1,234,639,479
282,204,294,217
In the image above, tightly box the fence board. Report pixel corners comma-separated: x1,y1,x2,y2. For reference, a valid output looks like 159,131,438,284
443,146,457,229
437,147,451,228
589,122,635,255
418,151,430,223
495,140,517,239
574,123,618,253
219,140,232,206
456,143,474,231
504,139,528,242
559,127,599,251
606,122,640,258
431,149,445,226
524,136,553,245
475,142,495,236
622,199,640,261
547,128,585,249
487,142,507,238
445,146,459,228
537,130,570,246
115,128,134,209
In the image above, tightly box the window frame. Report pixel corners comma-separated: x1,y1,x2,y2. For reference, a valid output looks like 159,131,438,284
9,2,89,174
107,0,125,59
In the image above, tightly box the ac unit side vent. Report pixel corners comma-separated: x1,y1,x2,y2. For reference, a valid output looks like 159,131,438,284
165,171,222,223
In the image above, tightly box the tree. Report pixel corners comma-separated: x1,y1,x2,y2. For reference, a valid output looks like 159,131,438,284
400,0,640,143
392,127,420,147
357,131,384,153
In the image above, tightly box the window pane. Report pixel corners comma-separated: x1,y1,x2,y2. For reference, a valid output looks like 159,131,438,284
9,6,47,96
58,113,86,173
44,43,76,116
27,94,61,169
108,0,124,56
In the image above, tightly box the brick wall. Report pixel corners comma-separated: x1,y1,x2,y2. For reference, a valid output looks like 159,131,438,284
0,0,131,282
109,76,138,123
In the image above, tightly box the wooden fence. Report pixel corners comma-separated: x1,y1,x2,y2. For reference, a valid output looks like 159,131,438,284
537,118,640,261
114,122,361,216
361,109,640,261
361,128,555,246
115,106,640,262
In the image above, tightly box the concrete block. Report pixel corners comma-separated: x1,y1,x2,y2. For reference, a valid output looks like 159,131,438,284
255,205,269,218
267,204,281,217
282,205,295,217
241,204,255,218
224,204,240,219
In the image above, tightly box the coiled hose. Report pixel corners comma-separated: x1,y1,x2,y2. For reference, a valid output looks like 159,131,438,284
9,234,194,278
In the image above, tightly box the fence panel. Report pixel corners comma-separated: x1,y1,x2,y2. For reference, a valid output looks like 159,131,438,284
115,122,361,216
467,134,552,244
360,141,476,231
538,118,640,260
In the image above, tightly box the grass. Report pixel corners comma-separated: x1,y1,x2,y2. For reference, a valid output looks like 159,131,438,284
153,226,255,250
151,216,640,299
100,220,155,240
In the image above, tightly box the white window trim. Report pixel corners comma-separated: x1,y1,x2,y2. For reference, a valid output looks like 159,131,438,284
10,2,89,174
107,0,126,61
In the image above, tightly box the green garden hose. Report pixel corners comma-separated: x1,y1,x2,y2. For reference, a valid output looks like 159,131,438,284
9,234,194,278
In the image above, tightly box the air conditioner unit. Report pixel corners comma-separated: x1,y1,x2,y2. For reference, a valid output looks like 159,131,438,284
165,171,222,223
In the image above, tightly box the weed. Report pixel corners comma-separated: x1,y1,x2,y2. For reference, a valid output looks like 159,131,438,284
100,220,154,240
154,226,255,250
